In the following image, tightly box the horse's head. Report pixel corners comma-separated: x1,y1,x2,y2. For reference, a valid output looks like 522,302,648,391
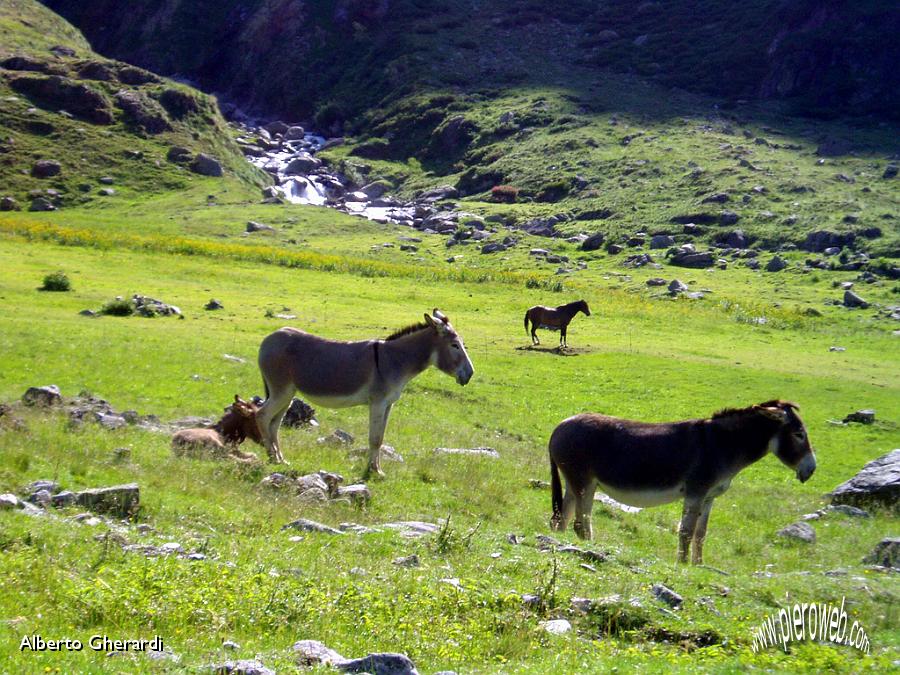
755,401,816,482
425,308,474,385
578,300,591,316
218,395,264,446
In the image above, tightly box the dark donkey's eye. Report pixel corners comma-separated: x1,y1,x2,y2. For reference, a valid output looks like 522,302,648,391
451,343,461,350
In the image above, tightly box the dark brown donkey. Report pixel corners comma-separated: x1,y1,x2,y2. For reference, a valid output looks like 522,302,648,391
524,300,590,347
257,309,474,477
549,400,816,563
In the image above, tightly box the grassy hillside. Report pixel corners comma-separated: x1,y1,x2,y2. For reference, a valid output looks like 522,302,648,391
0,0,267,210
0,232,897,673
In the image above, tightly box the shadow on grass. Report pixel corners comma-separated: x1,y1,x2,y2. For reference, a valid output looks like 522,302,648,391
515,345,585,356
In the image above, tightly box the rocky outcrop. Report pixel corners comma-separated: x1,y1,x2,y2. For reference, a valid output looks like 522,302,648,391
830,449,899,509
9,75,114,124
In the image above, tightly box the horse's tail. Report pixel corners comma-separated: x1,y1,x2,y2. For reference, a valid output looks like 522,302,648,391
550,455,563,525
524,310,530,334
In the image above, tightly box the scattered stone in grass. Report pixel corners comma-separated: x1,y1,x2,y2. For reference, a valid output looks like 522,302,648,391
826,504,870,518
190,153,223,177
318,429,354,445
381,521,439,538
843,409,875,425
668,279,688,294
222,354,246,364
205,299,224,310
335,484,371,506
651,583,683,609
282,518,343,535
292,640,347,667
338,523,381,535
74,484,140,518
440,577,463,590
540,619,572,635
349,445,403,463
506,533,524,545
777,521,816,543
647,278,666,287
766,255,787,272
830,449,899,508
843,291,869,309
336,652,420,675
210,659,274,675
22,384,62,407
521,594,541,607
0,494,20,510
535,534,562,549
862,537,900,570
829,346,846,352
433,446,499,458
246,220,275,233
580,563,598,573
529,479,550,489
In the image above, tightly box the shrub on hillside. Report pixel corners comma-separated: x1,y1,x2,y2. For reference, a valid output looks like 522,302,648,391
536,180,570,202
40,271,71,292
100,298,134,316
491,185,519,203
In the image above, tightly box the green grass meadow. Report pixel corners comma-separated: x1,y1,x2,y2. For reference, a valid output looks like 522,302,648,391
0,211,897,673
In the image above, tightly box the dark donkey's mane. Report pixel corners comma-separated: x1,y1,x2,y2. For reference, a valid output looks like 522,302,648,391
384,321,431,341
711,399,799,420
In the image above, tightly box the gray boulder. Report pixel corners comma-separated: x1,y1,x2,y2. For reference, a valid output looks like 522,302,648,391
284,125,305,140
668,279,688,294
651,583,683,609
843,291,869,309
293,640,346,667
581,232,605,251
167,146,192,163
777,521,816,543
31,160,61,178
650,234,675,249
210,660,274,675
719,210,740,225
830,449,899,508
284,154,321,174
75,483,140,518
23,384,62,407
281,518,343,535
0,196,20,211
670,251,714,268
29,197,56,212
417,185,458,202
766,255,787,272
246,221,276,233
190,154,223,177
338,653,420,675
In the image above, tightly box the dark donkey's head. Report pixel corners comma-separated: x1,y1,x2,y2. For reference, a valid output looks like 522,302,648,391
755,400,816,482
424,308,474,385
574,299,591,316
215,395,264,446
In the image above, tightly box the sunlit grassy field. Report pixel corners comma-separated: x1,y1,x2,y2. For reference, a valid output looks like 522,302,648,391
0,219,897,673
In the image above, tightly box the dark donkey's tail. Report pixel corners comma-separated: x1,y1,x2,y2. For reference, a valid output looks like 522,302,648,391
524,310,530,335
550,456,563,525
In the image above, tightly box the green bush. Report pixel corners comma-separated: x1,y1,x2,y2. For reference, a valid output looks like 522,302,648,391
40,271,71,292
100,298,134,316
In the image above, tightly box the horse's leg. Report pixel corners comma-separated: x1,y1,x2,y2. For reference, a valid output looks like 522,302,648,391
677,497,703,563
691,498,715,564
560,324,567,347
363,401,392,479
531,322,539,345
573,479,597,540
257,382,294,463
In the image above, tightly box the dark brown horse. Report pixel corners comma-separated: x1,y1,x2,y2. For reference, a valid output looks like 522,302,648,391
549,400,816,563
524,299,590,347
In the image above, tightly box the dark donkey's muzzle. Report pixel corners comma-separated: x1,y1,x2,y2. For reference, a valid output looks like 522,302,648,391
796,452,816,483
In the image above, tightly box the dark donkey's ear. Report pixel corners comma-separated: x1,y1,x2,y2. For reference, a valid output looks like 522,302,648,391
433,308,449,323
753,404,788,423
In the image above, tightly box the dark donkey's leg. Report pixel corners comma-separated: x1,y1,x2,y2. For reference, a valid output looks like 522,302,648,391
677,496,704,563
691,498,715,564
560,322,567,347
364,401,393,479
573,478,597,540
